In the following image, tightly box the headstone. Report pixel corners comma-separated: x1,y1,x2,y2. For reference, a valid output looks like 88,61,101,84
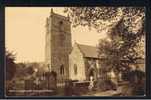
88,76,94,91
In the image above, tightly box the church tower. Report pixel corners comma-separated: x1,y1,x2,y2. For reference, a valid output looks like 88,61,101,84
45,9,72,82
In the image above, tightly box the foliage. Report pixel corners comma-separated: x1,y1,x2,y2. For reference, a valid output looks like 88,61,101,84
6,50,17,80
64,7,144,33
120,69,145,96
64,7,145,73
98,18,145,73
65,8,145,94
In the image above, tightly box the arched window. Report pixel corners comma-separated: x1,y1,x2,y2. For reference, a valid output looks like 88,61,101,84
47,64,50,71
60,64,64,75
59,21,63,32
74,64,77,75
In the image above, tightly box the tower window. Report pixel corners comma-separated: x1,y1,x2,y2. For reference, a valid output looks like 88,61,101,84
60,64,64,75
59,21,64,32
59,21,63,25
74,64,77,75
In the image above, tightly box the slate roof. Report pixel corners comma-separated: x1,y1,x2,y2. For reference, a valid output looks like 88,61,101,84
75,43,145,64
77,43,99,58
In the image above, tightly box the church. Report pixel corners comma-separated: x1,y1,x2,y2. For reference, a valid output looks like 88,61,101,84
69,43,103,81
45,9,102,83
45,9,145,83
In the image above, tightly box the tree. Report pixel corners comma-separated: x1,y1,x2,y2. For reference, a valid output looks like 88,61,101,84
64,7,145,73
6,50,16,80
98,18,145,74
64,7,145,92
5,50,17,96
64,7,144,34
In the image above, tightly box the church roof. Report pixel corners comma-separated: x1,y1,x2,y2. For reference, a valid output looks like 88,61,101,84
77,43,99,58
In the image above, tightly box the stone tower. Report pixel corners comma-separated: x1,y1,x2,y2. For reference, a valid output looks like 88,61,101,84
45,9,72,83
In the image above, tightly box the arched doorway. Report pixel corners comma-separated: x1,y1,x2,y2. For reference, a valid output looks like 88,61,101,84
88,68,97,81
59,64,65,84
60,64,64,75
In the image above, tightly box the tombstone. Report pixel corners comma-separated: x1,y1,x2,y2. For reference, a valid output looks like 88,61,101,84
64,80,74,96
25,78,35,96
88,76,94,91
44,71,57,91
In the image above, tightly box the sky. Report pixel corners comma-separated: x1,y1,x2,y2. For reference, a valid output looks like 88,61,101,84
5,7,107,63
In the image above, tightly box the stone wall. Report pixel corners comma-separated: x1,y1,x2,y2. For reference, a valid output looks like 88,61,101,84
45,10,72,82
69,43,86,81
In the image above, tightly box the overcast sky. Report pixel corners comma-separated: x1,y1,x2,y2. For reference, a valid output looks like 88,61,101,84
5,7,107,63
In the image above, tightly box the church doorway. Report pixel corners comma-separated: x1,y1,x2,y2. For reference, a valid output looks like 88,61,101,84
88,68,97,81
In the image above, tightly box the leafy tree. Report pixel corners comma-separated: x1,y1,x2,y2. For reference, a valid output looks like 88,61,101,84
98,18,145,74
5,50,17,96
6,50,17,80
64,7,145,92
64,7,144,33
64,7,145,73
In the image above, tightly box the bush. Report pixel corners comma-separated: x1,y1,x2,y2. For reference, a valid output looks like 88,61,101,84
97,78,117,91
120,69,145,96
